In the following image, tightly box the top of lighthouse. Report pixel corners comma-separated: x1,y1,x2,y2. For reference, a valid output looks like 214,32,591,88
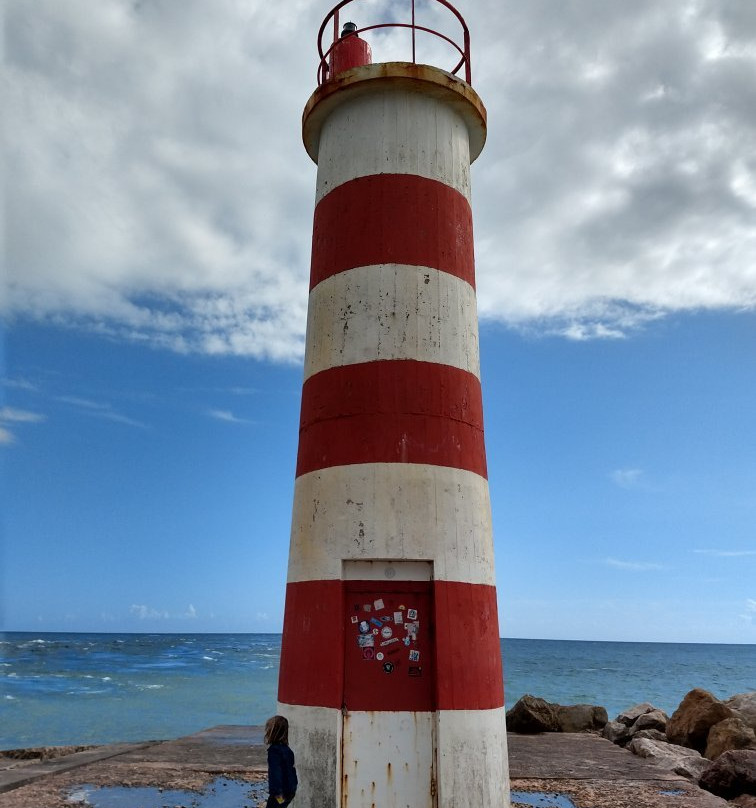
315,0,473,86
303,0,487,163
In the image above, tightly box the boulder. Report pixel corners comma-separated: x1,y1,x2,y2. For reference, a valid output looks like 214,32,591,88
699,749,756,799
730,795,756,808
705,717,756,760
633,709,669,734
556,704,608,733
666,688,733,753
628,736,710,780
632,728,668,743
506,695,560,734
603,720,632,746
616,702,656,727
727,693,756,733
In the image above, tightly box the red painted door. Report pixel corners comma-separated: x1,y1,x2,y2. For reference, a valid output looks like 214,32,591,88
343,579,435,712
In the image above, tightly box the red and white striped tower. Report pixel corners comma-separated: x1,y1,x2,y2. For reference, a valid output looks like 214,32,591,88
278,4,509,807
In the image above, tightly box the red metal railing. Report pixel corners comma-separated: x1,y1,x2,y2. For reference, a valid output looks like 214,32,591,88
316,0,472,86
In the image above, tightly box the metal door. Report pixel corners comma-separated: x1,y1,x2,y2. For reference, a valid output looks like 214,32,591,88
342,562,436,808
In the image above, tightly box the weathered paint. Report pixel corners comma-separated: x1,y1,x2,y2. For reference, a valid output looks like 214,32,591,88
278,578,502,711
314,85,472,203
276,703,341,808
342,711,435,808
302,63,487,166
287,464,495,585
310,173,474,290
303,263,480,381
280,59,509,808
329,33,372,79
437,708,510,808
296,360,486,478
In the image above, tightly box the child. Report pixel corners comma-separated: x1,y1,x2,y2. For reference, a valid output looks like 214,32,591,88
264,715,298,807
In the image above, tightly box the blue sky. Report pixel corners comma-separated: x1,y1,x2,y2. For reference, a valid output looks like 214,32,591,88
3,0,756,642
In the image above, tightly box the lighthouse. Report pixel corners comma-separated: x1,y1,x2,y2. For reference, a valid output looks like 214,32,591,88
277,2,510,806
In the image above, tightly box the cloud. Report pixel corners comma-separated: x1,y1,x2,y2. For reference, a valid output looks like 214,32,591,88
2,378,39,391
129,603,198,620
610,468,643,489
4,0,756,358
56,395,148,428
694,549,756,558
604,557,663,571
207,408,251,424
130,604,170,620
739,599,756,623
0,406,46,423
0,406,47,444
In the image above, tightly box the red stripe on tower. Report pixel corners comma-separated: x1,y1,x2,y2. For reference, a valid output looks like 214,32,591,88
296,360,486,477
310,174,475,289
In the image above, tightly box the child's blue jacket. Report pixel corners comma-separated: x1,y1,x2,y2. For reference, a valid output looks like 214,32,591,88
268,742,298,797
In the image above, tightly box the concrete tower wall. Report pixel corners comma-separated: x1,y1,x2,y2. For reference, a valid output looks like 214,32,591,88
279,64,509,808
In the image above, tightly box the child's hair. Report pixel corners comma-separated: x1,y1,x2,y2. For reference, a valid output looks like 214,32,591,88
264,714,289,745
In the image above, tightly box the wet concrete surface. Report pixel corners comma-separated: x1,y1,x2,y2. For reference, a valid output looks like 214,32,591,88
0,728,732,807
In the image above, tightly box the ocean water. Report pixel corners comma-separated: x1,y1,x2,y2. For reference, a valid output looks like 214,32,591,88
1,632,754,749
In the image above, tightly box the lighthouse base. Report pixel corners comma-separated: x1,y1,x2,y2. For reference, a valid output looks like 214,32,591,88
278,702,510,808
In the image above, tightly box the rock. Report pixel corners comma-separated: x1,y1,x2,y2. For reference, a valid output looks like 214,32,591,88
628,736,710,780
727,693,756,733
699,749,756,799
633,709,669,734
506,695,560,733
603,720,632,745
730,795,756,808
556,704,608,733
632,728,668,743
705,717,756,760
666,688,733,753
616,702,656,727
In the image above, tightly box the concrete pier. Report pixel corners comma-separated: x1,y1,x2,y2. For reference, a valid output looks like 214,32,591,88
0,727,730,807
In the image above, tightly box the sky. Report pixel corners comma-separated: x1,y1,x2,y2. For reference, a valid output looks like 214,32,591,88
2,0,755,643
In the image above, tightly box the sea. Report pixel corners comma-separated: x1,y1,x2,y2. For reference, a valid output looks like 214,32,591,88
2,633,755,750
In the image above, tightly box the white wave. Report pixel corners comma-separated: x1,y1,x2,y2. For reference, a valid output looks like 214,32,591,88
202,656,217,661
4,695,16,700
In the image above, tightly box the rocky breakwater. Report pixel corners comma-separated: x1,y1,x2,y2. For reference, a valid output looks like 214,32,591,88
507,689,756,806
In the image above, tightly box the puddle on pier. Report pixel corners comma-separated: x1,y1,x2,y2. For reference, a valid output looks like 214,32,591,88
66,776,267,808
511,791,578,808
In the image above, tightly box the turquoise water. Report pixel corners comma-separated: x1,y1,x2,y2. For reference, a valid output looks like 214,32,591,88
2,632,754,749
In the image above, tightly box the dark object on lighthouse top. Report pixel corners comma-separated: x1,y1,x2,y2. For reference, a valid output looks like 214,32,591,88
316,0,472,86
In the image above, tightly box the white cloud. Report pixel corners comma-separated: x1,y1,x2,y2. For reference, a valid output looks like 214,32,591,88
604,557,663,571
56,395,147,428
611,468,643,489
0,406,47,444
207,409,251,424
130,604,170,620
2,378,39,391
5,0,756,357
0,426,15,444
0,406,46,423
694,549,756,558
130,603,199,620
